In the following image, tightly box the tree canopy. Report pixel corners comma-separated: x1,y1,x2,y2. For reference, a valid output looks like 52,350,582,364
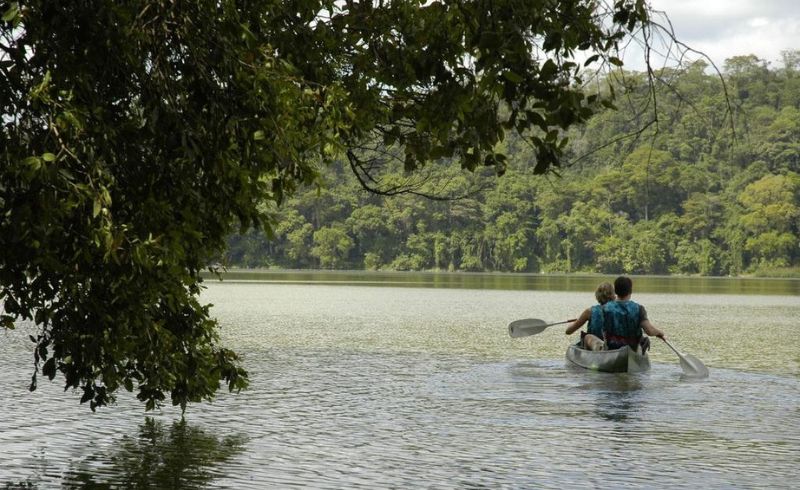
2,0,655,410
226,55,800,277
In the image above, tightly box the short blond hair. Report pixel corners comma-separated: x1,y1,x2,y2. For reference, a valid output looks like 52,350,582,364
595,282,615,304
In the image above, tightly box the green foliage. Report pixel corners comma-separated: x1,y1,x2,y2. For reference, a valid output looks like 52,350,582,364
227,56,800,278
673,239,716,275
363,252,382,271
311,226,354,269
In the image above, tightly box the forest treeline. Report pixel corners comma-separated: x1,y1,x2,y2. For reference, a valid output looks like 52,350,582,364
225,53,800,277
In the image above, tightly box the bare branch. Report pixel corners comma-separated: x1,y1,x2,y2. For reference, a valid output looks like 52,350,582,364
346,149,490,201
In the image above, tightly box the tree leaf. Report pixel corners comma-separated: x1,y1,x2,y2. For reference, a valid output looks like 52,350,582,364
2,3,20,23
503,71,524,84
540,59,557,80
43,358,56,380
584,54,600,66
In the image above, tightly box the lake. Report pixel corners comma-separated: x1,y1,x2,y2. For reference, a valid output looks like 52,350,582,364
1,271,799,488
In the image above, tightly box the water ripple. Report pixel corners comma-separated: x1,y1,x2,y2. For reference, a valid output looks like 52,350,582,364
1,283,799,488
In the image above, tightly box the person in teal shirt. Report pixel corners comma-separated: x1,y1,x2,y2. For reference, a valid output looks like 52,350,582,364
603,276,666,352
565,282,615,351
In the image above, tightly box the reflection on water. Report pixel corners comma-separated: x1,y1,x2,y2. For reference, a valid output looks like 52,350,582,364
571,373,644,423
209,269,800,296
63,418,246,488
2,279,799,488
0,415,246,489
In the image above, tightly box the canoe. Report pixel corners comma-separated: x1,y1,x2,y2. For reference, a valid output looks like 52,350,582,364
566,343,651,373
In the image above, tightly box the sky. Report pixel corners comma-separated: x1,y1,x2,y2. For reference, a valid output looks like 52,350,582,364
623,0,800,71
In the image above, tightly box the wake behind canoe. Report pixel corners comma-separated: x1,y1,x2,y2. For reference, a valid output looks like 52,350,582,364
566,344,651,373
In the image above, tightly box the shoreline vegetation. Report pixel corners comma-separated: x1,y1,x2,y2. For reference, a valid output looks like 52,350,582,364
201,268,800,297
208,266,800,280
225,55,800,279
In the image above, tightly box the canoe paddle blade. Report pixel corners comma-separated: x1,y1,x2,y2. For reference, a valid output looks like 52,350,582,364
678,352,709,378
662,338,709,378
508,318,575,338
508,319,548,338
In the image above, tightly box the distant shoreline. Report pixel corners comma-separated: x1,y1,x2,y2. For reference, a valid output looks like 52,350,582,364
204,267,800,280
199,269,800,296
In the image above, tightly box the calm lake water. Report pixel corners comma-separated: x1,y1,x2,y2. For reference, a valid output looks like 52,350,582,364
2,272,799,488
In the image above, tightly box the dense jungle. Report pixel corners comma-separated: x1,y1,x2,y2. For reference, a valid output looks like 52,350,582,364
226,53,800,277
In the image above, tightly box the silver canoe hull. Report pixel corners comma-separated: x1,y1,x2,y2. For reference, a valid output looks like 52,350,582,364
566,344,651,373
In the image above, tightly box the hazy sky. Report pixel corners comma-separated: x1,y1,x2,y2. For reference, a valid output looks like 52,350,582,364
640,0,800,69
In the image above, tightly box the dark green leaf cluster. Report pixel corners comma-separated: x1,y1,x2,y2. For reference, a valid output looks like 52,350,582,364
336,0,650,177
0,1,343,410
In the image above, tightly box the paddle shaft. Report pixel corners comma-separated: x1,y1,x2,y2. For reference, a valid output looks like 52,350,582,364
661,337,682,356
543,319,576,328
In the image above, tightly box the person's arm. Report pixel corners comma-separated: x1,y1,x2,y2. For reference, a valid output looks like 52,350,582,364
565,308,591,335
637,305,666,339
641,319,666,339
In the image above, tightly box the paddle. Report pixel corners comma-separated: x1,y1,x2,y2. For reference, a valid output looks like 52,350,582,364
508,318,576,338
661,338,709,378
